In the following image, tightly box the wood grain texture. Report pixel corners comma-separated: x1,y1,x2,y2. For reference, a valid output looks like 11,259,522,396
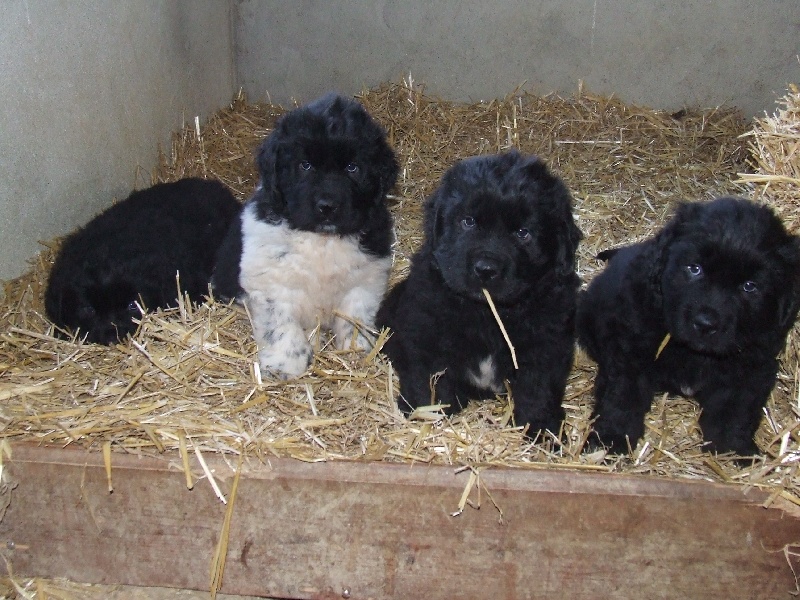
3,444,798,599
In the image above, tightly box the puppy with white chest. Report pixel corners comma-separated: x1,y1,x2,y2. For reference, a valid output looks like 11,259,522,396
377,151,582,437
212,93,399,378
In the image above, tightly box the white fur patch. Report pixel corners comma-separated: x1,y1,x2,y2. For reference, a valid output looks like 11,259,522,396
468,356,502,392
239,202,391,377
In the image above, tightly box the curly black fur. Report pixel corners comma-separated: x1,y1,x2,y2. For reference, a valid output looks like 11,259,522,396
45,178,240,344
377,151,582,437
578,197,800,456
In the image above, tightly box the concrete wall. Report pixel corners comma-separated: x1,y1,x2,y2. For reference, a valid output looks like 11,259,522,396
235,0,800,115
2,0,798,281
0,0,235,281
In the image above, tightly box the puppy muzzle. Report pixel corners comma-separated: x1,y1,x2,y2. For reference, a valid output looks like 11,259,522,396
312,196,346,233
468,252,513,299
691,307,720,337
472,256,503,284
678,305,738,355
468,248,507,279
315,197,340,219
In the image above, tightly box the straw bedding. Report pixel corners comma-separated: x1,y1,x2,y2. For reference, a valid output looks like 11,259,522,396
1,80,799,507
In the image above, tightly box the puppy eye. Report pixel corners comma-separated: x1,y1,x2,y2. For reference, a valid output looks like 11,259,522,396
127,301,139,313
686,264,703,277
461,216,476,230
515,228,531,241
345,163,359,173
741,281,758,293
299,161,312,171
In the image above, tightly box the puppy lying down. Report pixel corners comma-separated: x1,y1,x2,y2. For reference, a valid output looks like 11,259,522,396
212,93,399,378
45,178,239,344
377,151,582,437
578,197,800,456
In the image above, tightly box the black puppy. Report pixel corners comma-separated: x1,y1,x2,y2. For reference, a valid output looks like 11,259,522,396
212,93,398,378
45,178,240,344
377,151,582,437
578,197,800,456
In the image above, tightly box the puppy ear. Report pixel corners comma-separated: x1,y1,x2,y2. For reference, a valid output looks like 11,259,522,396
376,146,400,203
644,201,696,304
423,181,449,250
256,131,280,191
549,188,582,277
519,156,581,277
255,124,286,215
557,218,582,277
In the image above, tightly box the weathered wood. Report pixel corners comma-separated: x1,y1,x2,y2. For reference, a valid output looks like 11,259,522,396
2,443,799,599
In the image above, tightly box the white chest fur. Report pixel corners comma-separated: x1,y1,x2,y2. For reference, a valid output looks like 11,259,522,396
238,201,391,331
468,355,503,393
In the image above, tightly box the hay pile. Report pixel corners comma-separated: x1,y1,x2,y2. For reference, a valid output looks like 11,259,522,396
739,83,800,231
1,80,798,506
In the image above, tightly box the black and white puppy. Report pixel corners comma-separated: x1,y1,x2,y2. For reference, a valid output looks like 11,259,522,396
212,93,399,378
577,197,800,456
45,178,240,344
376,151,582,437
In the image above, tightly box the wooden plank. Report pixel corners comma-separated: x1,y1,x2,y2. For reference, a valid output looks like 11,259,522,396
2,443,798,599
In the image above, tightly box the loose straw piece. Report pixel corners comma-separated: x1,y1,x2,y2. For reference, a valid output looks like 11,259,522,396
305,383,318,416
477,473,505,524
482,289,518,369
178,431,194,490
102,441,113,493
210,451,244,599
0,440,10,485
364,326,392,363
451,468,478,517
194,444,227,505
115,367,146,402
655,333,671,359
449,465,503,521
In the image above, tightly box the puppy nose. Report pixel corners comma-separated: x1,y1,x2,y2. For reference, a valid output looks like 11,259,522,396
692,309,719,336
316,198,338,217
473,257,502,282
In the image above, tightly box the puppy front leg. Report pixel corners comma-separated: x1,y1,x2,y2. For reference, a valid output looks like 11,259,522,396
512,369,568,441
246,293,312,379
588,363,654,454
393,362,435,414
333,286,383,351
695,370,775,456
395,364,465,416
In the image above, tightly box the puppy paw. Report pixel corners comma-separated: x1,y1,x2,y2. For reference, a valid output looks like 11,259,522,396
522,418,565,444
583,430,632,456
703,438,760,460
514,401,566,444
258,343,312,379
